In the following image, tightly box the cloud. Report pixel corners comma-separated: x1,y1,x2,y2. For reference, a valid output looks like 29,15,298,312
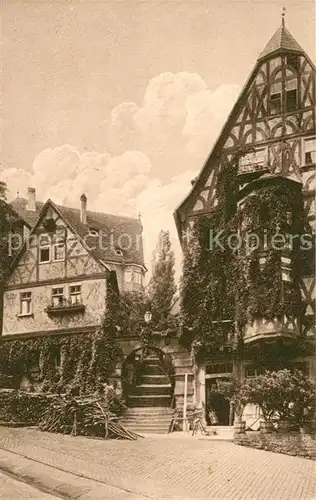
3,72,240,281
109,72,240,180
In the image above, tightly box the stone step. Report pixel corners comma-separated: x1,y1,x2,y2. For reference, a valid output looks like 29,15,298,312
133,384,172,396
123,407,174,416
121,419,172,427
143,364,165,376
142,374,170,384
173,357,194,368
120,423,170,434
121,413,173,422
173,369,194,377
128,395,171,407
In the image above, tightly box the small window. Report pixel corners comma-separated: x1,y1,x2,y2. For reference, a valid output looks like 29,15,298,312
52,287,65,307
286,54,299,72
20,291,32,315
53,243,65,261
115,248,123,256
133,270,142,285
303,137,316,165
239,147,267,174
69,285,82,305
89,228,98,236
270,93,281,114
124,270,132,283
39,247,50,263
286,89,297,111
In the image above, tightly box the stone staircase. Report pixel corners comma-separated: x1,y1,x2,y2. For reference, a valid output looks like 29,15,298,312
120,407,174,434
121,353,173,434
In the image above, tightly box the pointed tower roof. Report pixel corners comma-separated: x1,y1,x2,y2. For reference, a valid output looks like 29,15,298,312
258,20,304,60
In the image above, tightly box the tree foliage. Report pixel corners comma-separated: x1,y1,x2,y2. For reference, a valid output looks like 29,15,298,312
245,369,316,426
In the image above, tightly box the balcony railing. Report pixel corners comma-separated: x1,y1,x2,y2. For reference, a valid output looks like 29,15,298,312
44,297,85,316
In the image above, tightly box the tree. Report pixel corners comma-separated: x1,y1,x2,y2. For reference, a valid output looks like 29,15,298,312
148,230,178,334
245,370,316,426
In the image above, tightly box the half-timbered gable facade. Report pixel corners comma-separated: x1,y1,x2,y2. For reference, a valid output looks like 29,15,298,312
175,21,315,424
2,191,146,340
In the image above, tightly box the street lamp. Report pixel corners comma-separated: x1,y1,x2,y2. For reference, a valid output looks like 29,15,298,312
142,311,152,355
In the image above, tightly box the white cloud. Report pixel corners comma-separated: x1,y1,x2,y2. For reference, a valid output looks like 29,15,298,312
3,72,240,281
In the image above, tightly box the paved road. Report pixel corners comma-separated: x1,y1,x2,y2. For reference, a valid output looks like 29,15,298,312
0,471,58,500
0,427,315,499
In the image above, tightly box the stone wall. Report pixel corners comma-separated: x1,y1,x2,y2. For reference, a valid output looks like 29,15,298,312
234,431,316,460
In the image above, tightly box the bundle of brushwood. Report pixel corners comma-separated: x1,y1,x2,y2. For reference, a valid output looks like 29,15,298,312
39,394,142,440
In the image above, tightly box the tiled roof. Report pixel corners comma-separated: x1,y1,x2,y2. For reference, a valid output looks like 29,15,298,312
10,197,145,267
258,23,304,60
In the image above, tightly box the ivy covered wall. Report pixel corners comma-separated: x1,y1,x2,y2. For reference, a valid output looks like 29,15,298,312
180,167,311,361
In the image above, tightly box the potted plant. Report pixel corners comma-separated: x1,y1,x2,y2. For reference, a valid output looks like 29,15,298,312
232,390,248,434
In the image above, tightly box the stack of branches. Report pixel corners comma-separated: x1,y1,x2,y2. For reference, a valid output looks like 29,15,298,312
39,394,142,440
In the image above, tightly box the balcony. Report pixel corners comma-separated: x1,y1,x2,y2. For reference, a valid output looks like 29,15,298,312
44,298,85,316
243,316,299,345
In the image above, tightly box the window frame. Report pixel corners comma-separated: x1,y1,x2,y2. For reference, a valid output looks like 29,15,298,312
285,88,298,112
19,291,32,316
269,91,282,115
69,284,82,305
52,242,65,262
302,136,316,166
51,286,65,307
238,146,268,174
39,246,51,264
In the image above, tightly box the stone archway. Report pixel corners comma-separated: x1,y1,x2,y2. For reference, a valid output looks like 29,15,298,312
122,346,173,408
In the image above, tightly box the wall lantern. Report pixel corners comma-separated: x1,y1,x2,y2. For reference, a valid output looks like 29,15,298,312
144,311,152,324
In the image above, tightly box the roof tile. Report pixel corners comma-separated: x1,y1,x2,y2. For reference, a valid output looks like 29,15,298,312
258,24,304,60
10,197,144,267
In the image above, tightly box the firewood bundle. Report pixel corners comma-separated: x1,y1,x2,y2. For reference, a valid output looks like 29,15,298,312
38,395,142,440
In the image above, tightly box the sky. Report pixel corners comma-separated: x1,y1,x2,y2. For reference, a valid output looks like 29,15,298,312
1,0,315,278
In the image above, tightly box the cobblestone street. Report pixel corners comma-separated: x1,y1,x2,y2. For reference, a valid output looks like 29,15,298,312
0,471,59,500
0,427,315,500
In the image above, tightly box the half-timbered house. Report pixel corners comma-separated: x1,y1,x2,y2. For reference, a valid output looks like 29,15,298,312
2,189,145,342
175,20,315,425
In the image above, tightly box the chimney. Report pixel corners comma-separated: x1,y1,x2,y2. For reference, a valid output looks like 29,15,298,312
27,187,36,211
80,193,87,224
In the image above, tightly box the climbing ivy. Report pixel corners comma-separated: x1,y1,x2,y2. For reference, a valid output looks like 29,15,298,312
180,165,310,358
0,276,122,394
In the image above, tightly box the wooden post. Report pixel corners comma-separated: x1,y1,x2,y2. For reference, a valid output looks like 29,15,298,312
183,372,188,431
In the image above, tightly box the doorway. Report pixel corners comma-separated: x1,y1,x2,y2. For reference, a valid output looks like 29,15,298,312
206,377,231,425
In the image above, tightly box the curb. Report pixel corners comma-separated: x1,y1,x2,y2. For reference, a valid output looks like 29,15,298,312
0,448,150,500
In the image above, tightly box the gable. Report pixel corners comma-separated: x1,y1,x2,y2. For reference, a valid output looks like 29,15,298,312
6,201,107,287
176,50,315,233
